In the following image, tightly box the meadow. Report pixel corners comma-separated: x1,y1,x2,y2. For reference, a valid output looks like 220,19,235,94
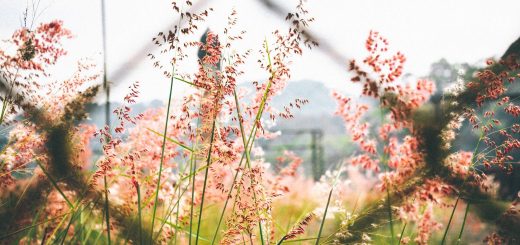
0,1,519,244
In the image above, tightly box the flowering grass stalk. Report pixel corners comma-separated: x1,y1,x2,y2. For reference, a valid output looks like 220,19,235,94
210,88,254,244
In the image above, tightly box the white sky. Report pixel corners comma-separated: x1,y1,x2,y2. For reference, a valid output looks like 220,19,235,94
1,0,519,102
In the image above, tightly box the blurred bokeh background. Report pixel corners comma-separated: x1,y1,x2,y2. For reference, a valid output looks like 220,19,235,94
1,0,519,198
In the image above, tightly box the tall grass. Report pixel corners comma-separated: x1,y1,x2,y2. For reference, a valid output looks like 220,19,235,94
1,2,520,245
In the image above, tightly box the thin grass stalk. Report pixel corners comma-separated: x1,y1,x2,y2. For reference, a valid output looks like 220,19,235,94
60,200,99,244
93,228,103,244
170,154,191,245
0,98,9,125
137,183,143,245
63,187,100,244
397,222,407,245
281,237,322,243
29,205,44,243
44,209,72,245
34,160,73,208
441,196,459,244
15,173,37,208
455,203,470,245
189,116,202,245
154,175,191,241
58,173,98,244
77,197,102,244
386,187,395,244
58,207,83,244
174,76,197,87
231,84,266,244
147,127,194,152
0,212,70,240
441,103,493,244
150,66,176,241
211,126,258,244
101,0,112,240
0,68,18,125
189,149,197,245
214,39,273,244
195,118,217,245
378,100,395,244
159,218,211,242
210,89,254,244
247,38,280,245
103,175,111,244
59,197,90,244
174,181,181,245
397,199,415,245
315,188,333,245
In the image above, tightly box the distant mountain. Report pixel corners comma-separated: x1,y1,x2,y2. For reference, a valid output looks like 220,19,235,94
269,80,337,117
84,99,163,128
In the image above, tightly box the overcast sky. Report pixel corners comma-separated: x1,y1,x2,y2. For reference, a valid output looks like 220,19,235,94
1,0,520,102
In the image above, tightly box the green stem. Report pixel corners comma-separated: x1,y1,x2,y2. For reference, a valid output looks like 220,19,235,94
103,175,111,244
0,99,9,125
386,187,395,244
315,188,333,245
195,119,217,245
456,203,470,245
211,126,257,244
137,183,143,245
174,180,181,245
189,148,197,245
150,66,176,241
153,153,193,242
0,214,71,241
397,221,407,245
34,161,73,208
441,196,459,245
